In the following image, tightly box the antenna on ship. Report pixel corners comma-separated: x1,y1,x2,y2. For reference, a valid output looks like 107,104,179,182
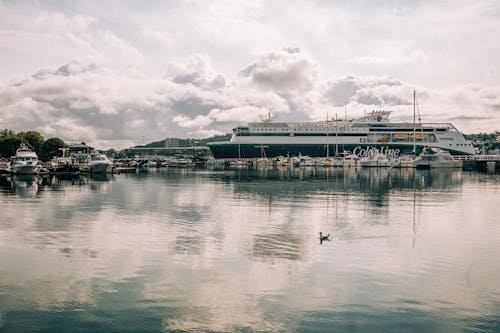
263,110,274,123
344,101,347,122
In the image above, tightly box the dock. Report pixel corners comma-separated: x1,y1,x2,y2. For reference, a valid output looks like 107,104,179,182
454,155,500,170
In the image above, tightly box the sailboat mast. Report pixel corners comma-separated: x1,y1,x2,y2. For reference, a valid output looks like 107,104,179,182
413,90,416,154
326,112,329,157
344,101,347,121
335,114,338,156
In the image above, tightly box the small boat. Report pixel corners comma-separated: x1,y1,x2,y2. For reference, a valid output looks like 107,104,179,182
256,158,273,168
49,157,80,175
169,157,195,168
393,154,416,168
228,159,248,168
88,152,114,173
70,151,113,174
49,148,80,175
359,152,390,167
274,156,292,167
315,157,335,167
70,153,91,173
9,143,40,175
299,155,314,167
413,147,463,169
178,158,195,168
333,151,359,167
392,133,410,141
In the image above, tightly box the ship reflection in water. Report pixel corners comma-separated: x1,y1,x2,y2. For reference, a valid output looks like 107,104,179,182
0,168,499,332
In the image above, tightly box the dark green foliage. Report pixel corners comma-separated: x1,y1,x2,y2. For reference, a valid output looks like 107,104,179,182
39,137,67,162
104,148,117,158
464,132,498,142
136,134,232,148
17,131,45,155
0,129,16,138
0,136,22,158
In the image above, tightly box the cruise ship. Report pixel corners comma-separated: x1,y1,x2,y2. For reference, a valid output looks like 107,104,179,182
207,110,475,159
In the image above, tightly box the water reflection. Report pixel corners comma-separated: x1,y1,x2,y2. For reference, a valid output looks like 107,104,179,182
3,175,42,197
249,231,304,262
219,167,463,206
0,168,499,332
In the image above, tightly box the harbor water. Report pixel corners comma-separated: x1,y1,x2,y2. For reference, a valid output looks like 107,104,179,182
1,167,500,332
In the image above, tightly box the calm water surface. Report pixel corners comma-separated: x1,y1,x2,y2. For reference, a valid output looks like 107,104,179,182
0,167,499,332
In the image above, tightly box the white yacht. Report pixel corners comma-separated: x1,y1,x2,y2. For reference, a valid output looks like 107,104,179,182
413,147,463,169
299,155,315,167
10,143,40,174
88,153,114,173
339,151,359,168
228,159,249,168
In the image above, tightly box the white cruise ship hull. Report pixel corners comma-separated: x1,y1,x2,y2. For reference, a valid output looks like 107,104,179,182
208,111,475,159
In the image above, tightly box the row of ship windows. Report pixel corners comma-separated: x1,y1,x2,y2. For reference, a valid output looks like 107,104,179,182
236,133,362,136
243,127,448,131
248,128,361,132
235,133,446,138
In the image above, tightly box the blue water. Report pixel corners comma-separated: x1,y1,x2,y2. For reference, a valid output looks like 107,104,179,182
0,167,499,332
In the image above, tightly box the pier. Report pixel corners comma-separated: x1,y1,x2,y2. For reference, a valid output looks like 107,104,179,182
1,153,499,175
208,154,500,171
453,155,500,170
119,146,211,158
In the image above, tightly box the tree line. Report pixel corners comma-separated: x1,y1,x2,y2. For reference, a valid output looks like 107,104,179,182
136,134,232,149
0,129,66,162
2,128,497,161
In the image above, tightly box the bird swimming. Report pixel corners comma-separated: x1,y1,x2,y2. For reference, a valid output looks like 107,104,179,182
319,232,330,244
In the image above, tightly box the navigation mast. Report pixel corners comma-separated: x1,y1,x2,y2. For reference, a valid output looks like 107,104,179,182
413,90,416,154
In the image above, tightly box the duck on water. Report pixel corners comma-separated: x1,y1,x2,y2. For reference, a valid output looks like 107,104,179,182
319,232,330,244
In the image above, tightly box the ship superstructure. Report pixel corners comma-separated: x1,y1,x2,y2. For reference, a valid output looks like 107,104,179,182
207,111,475,159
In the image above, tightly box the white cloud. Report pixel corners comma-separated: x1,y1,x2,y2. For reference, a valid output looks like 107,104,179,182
165,54,226,90
173,114,213,129
238,48,316,93
34,12,96,33
349,48,431,66
138,26,174,47
0,1,499,148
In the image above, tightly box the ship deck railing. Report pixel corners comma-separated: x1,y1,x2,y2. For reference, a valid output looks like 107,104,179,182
255,122,458,131
453,155,500,161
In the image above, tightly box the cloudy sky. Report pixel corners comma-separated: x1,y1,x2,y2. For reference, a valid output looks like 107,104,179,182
1,0,499,149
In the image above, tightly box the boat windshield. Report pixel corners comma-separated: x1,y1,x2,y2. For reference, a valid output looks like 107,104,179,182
15,156,37,161
91,154,108,161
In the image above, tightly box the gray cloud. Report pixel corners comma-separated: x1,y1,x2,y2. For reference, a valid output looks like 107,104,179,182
447,115,492,121
0,57,292,147
1,51,499,149
165,54,226,90
322,76,411,107
54,61,97,77
238,48,316,93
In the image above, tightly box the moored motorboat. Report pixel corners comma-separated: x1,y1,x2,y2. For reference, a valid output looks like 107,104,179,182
88,153,114,173
9,143,40,175
413,147,463,169
359,152,390,167
393,154,417,168
49,148,80,175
